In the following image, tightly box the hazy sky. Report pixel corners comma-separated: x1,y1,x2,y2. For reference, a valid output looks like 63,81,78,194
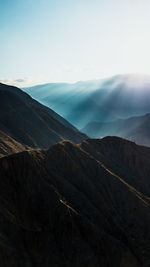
1,0,150,86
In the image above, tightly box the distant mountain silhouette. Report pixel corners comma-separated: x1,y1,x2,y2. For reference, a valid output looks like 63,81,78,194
1,137,150,266
82,113,150,147
0,83,86,156
24,74,150,128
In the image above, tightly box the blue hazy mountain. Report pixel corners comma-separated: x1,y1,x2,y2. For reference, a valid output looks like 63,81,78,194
82,113,150,147
24,74,150,128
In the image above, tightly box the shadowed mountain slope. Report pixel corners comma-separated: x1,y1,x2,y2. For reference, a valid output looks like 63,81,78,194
24,74,150,128
81,136,150,196
0,83,86,157
0,137,150,266
82,113,150,147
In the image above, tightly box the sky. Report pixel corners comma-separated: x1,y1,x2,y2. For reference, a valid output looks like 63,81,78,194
1,0,150,86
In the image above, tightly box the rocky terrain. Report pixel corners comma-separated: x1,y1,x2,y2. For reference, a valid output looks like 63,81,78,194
0,137,150,266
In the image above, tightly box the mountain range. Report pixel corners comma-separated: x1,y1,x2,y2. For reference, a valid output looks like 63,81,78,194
24,74,150,128
23,74,150,147
1,79,150,266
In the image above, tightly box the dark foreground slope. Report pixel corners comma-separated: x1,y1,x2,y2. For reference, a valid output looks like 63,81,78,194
82,113,150,147
0,137,150,266
0,83,86,157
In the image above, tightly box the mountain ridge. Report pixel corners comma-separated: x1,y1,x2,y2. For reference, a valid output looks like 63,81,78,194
0,137,150,266
0,83,86,157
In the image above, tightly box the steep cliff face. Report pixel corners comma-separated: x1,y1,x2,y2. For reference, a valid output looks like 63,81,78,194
0,83,86,157
0,137,150,266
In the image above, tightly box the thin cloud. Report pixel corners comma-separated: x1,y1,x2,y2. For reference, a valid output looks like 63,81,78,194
14,79,26,83
0,77,34,87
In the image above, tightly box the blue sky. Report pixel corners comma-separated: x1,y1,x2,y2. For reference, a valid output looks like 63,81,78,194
1,0,150,86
